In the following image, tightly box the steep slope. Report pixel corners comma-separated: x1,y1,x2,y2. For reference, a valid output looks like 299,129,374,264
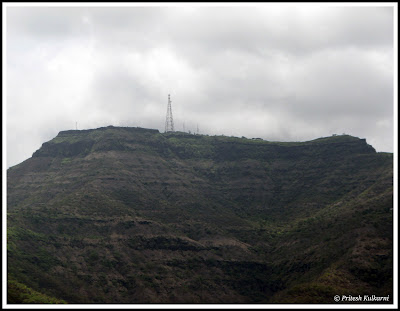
7,126,393,303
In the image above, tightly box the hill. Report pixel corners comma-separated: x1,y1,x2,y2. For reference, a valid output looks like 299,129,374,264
7,126,393,304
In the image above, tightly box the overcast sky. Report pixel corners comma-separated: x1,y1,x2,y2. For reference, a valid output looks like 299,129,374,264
4,3,396,168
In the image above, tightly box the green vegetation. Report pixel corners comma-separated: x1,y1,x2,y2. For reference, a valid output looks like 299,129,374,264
7,279,67,304
7,126,393,304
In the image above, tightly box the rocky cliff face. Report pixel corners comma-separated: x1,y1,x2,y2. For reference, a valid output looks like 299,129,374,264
7,126,393,304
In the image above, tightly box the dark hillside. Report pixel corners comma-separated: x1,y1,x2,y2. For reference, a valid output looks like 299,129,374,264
7,126,393,303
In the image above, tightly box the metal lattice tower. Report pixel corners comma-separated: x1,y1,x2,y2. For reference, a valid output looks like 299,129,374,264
165,94,174,132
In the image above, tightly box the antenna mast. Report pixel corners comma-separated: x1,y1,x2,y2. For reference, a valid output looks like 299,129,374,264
165,94,174,132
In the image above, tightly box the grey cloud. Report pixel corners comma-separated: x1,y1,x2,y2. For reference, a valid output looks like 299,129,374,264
5,5,395,168
7,7,91,39
162,7,393,59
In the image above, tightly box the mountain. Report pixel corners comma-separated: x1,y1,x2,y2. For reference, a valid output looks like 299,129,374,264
7,126,393,304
